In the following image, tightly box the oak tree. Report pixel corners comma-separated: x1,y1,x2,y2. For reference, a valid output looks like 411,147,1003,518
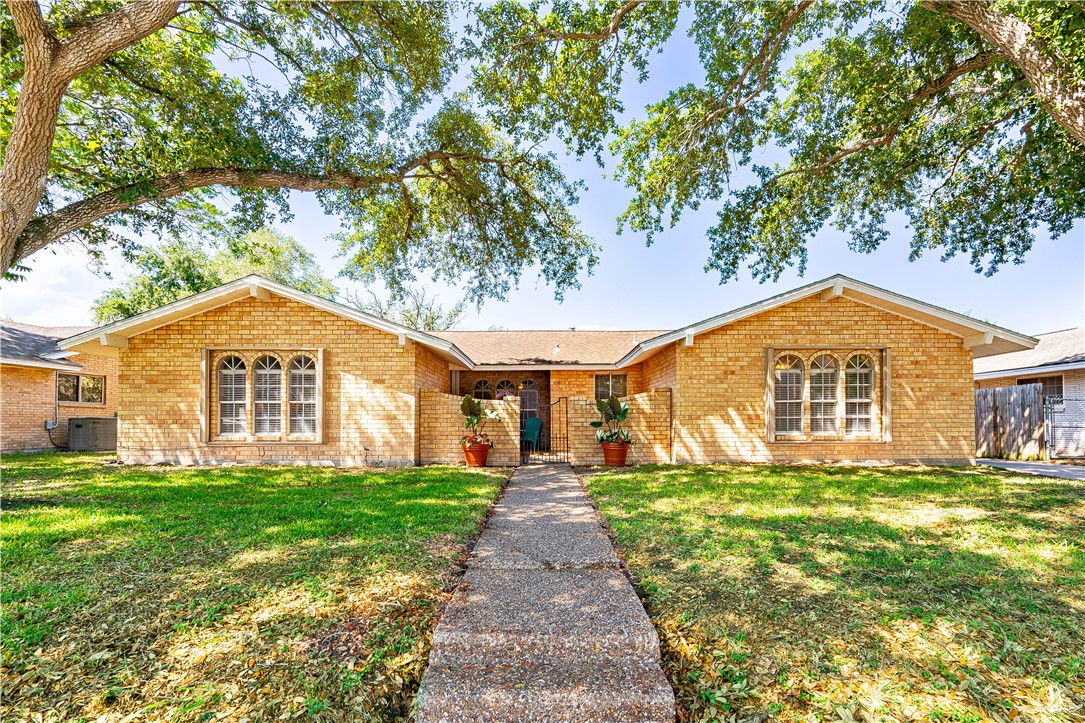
1,1,596,302
472,0,1085,282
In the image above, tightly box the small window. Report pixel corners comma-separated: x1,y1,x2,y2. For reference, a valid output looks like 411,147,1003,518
774,355,804,435
254,356,282,435
845,355,874,435
57,373,105,403
1018,376,1063,403
473,379,493,400
288,356,318,435
809,355,838,434
496,379,516,399
218,356,247,435
594,373,628,400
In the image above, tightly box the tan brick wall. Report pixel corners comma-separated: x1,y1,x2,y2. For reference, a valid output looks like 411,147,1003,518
668,294,975,464
419,389,520,466
414,345,450,461
119,295,422,466
2,352,119,452
1,365,55,451
566,390,673,465
56,352,120,447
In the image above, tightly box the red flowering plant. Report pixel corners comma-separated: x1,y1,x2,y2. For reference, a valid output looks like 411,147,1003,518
460,395,501,447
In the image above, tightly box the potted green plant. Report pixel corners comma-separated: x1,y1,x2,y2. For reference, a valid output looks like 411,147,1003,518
460,395,501,467
591,395,634,466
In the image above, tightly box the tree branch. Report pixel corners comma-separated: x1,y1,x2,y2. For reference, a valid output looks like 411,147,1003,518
56,1,181,82
511,0,646,49
925,0,1085,146
10,152,530,263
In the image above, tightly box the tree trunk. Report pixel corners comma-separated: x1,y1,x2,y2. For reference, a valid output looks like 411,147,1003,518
928,0,1085,147
0,0,181,274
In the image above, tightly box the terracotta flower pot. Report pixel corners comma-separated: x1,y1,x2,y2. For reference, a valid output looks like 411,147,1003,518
601,442,630,467
463,444,491,467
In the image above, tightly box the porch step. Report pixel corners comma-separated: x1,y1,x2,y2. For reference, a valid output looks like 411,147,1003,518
417,660,674,723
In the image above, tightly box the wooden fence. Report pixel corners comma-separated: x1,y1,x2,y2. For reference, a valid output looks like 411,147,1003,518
974,383,1045,460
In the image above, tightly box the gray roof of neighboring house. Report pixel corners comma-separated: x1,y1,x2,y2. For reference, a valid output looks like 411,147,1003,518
1,321,92,367
974,326,1084,376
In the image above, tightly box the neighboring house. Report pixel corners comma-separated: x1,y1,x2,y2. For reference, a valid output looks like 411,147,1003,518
975,326,1085,458
58,274,1035,467
1,321,120,452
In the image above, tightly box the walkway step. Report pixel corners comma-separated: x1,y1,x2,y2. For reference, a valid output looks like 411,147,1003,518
471,529,620,570
418,661,674,723
416,464,675,722
428,569,658,665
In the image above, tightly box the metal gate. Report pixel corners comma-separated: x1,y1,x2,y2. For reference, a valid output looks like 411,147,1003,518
1047,397,1085,460
522,397,569,464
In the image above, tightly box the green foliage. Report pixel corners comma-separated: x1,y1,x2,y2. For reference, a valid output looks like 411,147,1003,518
346,285,466,331
473,1,1085,283
2,2,597,301
460,395,501,447
91,229,336,322
591,395,633,444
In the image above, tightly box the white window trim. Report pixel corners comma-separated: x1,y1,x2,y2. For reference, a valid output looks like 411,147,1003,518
201,348,323,444
766,349,887,443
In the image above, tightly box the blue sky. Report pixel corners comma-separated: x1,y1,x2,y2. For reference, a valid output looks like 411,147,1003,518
3,12,1083,336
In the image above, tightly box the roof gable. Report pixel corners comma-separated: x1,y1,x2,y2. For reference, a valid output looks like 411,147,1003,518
58,276,473,367
616,275,1036,367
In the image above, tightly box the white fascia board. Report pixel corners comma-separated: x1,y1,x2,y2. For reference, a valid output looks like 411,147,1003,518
974,361,1085,380
1,356,82,371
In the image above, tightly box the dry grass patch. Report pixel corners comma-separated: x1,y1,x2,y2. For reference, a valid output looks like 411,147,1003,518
1,453,506,721
583,464,1085,723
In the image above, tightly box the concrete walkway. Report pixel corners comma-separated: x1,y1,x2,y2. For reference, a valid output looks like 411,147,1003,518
416,464,675,722
979,459,1085,481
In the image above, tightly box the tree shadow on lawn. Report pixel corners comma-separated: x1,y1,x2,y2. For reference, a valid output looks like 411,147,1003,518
1,459,504,721
588,467,1085,722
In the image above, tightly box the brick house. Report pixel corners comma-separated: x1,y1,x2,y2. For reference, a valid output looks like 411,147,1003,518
1,321,120,452
975,326,1084,458
57,274,1035,466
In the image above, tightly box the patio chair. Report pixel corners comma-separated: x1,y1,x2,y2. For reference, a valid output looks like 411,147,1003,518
520,417,542,452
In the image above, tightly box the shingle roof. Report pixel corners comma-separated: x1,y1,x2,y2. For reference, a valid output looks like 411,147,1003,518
1,321,91,367
430,330,669,366
974,327,1084,375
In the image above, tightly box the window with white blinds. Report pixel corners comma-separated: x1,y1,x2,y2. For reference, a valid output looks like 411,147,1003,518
218,356,247,435
289,356,318,435
254,356,282,434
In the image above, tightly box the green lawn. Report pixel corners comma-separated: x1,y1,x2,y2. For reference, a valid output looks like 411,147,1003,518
1,452,506,721
583,465,1085,723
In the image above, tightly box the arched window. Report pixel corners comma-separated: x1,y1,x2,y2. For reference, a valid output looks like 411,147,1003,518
473,379,493,400
496,379,516,399
845,355,874,434
253,356,282,434
809,355,838,434
218,356,247,435
288,356,318,435
774,355,804,435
